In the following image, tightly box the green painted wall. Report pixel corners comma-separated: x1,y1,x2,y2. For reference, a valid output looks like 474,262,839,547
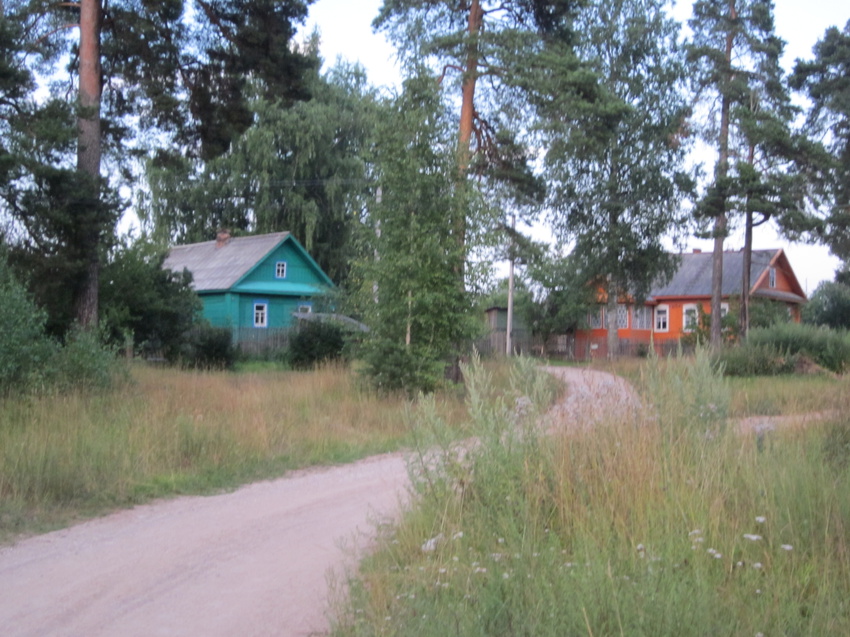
197,237,329,336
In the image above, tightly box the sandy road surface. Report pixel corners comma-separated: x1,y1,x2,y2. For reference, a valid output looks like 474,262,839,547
0,367,627,637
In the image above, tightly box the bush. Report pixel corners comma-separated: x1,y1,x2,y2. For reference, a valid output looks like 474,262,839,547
49,327,128,392
0,255,58,394
716,343,798,376
287,321,347,369
360,338,446,395
179,324,236,370
746,322,850,374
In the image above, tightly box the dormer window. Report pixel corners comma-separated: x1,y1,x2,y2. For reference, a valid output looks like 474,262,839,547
769,266,776,288
275,261,287,279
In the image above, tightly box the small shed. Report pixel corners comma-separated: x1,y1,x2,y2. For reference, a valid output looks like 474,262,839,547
163,231,334,344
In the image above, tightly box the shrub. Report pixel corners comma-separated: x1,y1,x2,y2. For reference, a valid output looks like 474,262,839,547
360,338,446,395
747,323,850,374
716,342,798,376
287,321,347,369
49,327,128,392
179,324,236,370
0,255,58,394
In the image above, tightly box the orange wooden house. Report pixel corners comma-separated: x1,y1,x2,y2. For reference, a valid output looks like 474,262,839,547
573,248,807,358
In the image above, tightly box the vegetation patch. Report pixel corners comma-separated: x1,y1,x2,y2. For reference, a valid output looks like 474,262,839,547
331,354,850,636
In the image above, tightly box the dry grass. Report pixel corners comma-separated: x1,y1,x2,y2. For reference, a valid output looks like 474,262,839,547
0,362,471,541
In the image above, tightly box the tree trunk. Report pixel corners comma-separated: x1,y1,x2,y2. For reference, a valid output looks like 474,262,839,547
710,0,736,350
740,142,756,340
606,279,619,360
75,0,103,328
453,0,482,282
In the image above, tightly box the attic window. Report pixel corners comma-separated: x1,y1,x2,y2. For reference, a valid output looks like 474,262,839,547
275,261,287,279
769,266,776,288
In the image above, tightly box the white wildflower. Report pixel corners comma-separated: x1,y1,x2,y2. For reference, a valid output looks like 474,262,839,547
755,516,766,524
781,544,793,551
502,572,510,579
689,529,703,537
452,531,464,540
421,533,444,553
743,534,763,542
753,562,763,570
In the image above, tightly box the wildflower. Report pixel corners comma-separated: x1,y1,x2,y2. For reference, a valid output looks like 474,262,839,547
452,531,464,540
781,544,793,551
755,516,766,524
707,548,717,556
502,572,510,579
498,537,505,544
743,534,762,542
636,543,645,552
714,553,723,559
438,568,447,574
473,567,487,574
753,562,763,570
689,529,702,537
421,533,444,553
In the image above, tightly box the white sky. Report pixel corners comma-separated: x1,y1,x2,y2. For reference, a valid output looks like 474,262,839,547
302,0,850,294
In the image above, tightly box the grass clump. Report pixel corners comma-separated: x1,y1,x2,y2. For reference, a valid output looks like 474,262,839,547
331,353,850,636
746,323,850,374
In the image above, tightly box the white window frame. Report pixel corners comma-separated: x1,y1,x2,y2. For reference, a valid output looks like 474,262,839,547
721,302,729,318
769,266,776,288
298,304,312,314
275,261,287,279
633,305,652,330
253,301,268,328
654,304,669,332
683,303,699,333
616,304,629,329
588,306,605,329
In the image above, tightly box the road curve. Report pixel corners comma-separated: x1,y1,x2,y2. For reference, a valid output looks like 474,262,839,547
0,366,631,637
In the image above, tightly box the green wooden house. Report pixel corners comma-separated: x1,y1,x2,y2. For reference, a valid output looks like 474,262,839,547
163,231,334,342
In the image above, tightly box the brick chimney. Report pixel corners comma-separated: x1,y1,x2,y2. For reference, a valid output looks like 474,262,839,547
216,229,231,248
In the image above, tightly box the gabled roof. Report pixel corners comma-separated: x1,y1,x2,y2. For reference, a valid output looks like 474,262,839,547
648,249,805,304
163,232,332,292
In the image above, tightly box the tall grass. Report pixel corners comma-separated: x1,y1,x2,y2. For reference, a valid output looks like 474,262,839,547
331,354,850,636
0,363,469,541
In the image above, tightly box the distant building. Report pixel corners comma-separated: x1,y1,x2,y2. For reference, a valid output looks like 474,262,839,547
163,231,334,346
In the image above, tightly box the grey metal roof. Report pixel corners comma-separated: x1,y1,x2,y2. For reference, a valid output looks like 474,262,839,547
163,232,290,291
650,249,777,299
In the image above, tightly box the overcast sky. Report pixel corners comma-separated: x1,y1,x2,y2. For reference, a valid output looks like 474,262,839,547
301,0,850,293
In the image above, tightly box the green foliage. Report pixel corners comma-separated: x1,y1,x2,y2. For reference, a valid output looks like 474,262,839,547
545,0,692,311
716,343,798,377
335,356,850,636
179,325,237,371
356,76,478,394
804,280,850,329
141,63,377,283
100,238,202,359
288,321,348,369
747,322,850,373
0,253,57,394
792,21,850,262
48,327,128,393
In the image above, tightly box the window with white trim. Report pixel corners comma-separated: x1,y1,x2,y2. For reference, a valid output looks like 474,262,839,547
721,302,729,317
632,305,652,330
617,304,629,329
275,261,287,279
683,303,699,333
769,266,776,288
298,304,312,314
654,305,669,332
588,306,605,329
253,302,268,328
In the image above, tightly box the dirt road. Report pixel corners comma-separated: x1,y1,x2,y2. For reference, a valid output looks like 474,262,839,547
0,367,625,637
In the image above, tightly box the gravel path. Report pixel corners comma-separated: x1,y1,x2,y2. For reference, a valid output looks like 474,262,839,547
0,367,660,637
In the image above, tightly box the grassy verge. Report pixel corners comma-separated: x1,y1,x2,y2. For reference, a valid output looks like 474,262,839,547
0,362,477,542
331,353,850,636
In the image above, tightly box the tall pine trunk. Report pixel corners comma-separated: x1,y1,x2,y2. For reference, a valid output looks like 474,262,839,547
740,142,756,340
710,0,736,350
75,0,102,328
